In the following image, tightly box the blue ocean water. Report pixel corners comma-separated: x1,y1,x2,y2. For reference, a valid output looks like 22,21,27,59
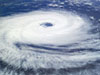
0,0,100,19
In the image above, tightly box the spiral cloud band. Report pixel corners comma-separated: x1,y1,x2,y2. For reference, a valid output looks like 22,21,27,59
0,11,91,45
0,10,100,74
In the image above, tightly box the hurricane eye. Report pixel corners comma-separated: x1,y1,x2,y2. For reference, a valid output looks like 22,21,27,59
40,22,53,27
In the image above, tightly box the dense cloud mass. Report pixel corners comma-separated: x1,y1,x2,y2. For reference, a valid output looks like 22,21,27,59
0,0,100,75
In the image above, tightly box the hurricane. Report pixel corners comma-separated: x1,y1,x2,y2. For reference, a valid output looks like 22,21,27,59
0,0,100,75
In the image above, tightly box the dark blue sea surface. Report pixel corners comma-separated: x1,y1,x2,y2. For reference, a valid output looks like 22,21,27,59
0,0,100,19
